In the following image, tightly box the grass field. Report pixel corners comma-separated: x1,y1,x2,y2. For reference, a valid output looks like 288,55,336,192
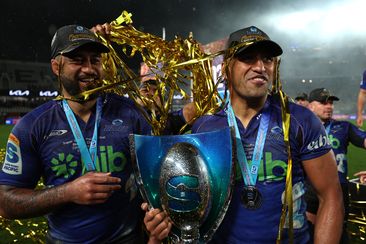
0,125,12,148
0,122,365,242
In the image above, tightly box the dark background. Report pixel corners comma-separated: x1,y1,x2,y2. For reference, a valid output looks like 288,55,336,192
1,0,366,113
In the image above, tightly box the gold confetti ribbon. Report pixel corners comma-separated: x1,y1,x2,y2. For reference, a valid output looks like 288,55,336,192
56,10,224,135
1,9,366,242
348,181,366,242
0,10,226,241
270,59,294,244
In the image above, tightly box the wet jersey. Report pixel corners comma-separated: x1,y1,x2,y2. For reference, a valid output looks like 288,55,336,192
0,93,151,243
192,95,331,244
324,119,366,184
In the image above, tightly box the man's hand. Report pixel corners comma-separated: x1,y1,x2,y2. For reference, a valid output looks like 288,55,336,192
354,171,366,184
141,202,172,243
91,23,111,37
356,115,363,127
65,172,121,205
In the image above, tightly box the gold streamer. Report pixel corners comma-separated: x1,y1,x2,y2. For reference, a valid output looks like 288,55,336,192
56,10,224,135
348,181,366,242
0,148,5,164
272,59,294,244
0,10,226,241
0,10,366,242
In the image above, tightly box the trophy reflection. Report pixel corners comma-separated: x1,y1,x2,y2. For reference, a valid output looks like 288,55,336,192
130,127,233,243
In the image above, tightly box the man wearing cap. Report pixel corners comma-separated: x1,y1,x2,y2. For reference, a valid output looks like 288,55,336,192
0,25,153,243
356,69,366,127
144,26,343,243
138,62,162,113
307,87,366,243
295,92,309,107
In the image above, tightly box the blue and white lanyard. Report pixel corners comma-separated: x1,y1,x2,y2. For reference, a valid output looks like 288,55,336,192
62,97,102,171
226,100,270,186
325,121,332,136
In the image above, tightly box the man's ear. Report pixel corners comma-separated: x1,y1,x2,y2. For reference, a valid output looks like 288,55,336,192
51,58,60,76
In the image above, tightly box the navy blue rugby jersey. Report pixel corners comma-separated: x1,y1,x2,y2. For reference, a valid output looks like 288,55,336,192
0,93,151,243
325,119,366,184
192,95,331,244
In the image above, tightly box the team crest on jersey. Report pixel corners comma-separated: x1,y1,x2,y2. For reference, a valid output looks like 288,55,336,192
2,133,22,175
104,119,126,132
112,119,123,126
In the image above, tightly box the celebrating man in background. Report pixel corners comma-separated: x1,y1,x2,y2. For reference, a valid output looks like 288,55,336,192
307,87,366,243
294,92,309,107
356,69,366,127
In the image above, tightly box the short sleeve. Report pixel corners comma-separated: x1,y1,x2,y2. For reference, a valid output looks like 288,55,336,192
0,116,42,188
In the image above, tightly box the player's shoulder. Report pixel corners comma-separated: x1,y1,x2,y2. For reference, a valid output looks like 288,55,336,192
268,95,315,120
192,110,228,133
104,93,141,111
289,102,314,118
106,93,134,105
19,100,58,124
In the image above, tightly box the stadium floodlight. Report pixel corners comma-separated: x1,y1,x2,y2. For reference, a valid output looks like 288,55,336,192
266,0,366,42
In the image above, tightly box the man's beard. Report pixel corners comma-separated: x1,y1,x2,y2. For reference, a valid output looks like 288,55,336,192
60,75,100,102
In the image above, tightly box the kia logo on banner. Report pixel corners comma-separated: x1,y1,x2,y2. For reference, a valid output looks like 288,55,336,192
7,89,58,97
9,90,30,96
39,91,58,97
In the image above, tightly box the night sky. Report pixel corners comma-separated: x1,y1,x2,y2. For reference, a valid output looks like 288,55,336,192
1,0,366,113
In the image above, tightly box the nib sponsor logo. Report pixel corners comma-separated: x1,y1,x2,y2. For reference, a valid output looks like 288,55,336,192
51,153,78,178
50,146,127,179
307,135,329,150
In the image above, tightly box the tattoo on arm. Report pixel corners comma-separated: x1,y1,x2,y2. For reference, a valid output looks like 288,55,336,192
0,184,69,219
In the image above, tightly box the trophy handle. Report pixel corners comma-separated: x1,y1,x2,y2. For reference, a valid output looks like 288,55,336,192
129,134,154,208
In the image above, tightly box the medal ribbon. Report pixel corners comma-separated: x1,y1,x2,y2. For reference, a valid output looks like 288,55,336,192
226,97,270,187
62,97,102,172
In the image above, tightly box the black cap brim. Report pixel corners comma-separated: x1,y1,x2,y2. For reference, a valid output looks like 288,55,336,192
310,96,340,103
327,96,339,101
58,41,109,57
235,40,283,57
139,79,158,88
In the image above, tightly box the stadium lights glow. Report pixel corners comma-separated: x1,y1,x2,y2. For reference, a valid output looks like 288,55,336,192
301,79,313,83
267,0,366,41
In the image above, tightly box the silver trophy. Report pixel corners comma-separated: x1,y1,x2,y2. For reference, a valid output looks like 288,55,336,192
130,127,234,243
160,142,211,242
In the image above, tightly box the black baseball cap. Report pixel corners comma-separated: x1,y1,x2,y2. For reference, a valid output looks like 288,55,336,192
227,26,283,57
309,88,339,103
50,25,109,58
139,79,158,89
295,92,308,101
